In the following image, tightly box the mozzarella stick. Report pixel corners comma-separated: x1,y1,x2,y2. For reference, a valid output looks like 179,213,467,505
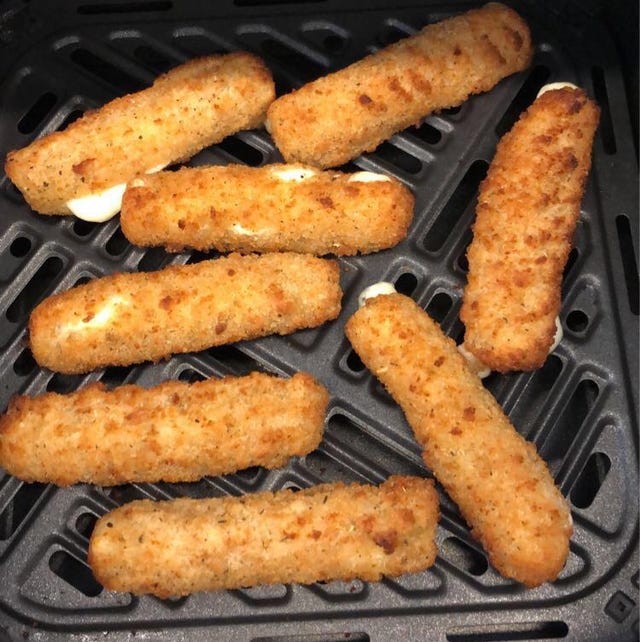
120,164,414,255
4,52,275,219
88,475,439,597
460,85,599,372
266,3,532,168
346,290,572,587
0,372,327,487
29,252,341,374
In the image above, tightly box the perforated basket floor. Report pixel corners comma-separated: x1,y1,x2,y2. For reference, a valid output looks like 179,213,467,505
0,1,638,641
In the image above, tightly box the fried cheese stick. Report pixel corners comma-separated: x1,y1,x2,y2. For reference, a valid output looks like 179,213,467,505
120,164,414,255
345,290,572,587
0,372,327,486
4,53,275,218
460,85,599,372
88,475,439,597
29,252,341,374
266,3,532,168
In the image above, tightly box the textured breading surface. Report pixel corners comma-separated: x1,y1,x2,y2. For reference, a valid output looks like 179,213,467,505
0,372,327,486
460,87,599,372
120,164,414,255
345,293,572,587
88,475,439,597
4,53,275,215
266,3,532,168
29,252,341,374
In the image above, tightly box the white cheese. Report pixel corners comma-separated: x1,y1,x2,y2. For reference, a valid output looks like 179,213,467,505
66,164,167,222
358,282,397,308
536,82,579,98
61,295,129,334
271,167,317,182
347,171,392,183
457,343,491,379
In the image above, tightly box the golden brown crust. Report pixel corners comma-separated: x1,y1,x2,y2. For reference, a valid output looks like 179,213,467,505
0,372,328,486
120,164,415,255
266,3,532,168
346,293,572,587
88,475,439,597
4,53,275,215
29,252,342,374
460,87,599,372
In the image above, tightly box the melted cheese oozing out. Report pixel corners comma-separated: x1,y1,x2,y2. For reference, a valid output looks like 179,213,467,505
459,316,564,379
549,316,564,353
67,164,167,222
457,343,492,379
61,296,129,334
271,167,317,182
358,282,397,308
347,171,392,183
536,82,579,98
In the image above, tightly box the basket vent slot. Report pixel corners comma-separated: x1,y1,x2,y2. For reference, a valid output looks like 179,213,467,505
591,66,616,154
540,378,599,463
75,512,98,540
77,2,172,14
46,372,84,394
570,451,611,509
370,141,422,175
216,136,264,166
615,214,639,315
70,48,144,93
394,272,418,296
0,483,48,540
49,550,102,597
6,256,64,323
18,92,57,134
10,237,32,258
495,65,550,137
440,537,487,576
446,621,568,641
424,160,488,252
13,347,37,376
426,291,453,324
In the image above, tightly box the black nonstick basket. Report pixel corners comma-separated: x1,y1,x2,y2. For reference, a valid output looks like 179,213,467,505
0,1,637,640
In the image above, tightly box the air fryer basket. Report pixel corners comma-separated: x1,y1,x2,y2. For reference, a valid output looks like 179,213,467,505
0,1,637,641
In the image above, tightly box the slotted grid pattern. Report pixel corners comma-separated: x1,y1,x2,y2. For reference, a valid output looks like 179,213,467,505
0,2,637,641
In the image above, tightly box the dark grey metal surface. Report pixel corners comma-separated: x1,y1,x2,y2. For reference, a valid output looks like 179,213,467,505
0,1,637,640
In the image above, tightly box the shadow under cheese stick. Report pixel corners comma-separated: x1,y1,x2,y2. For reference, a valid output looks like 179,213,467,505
0,372,328,486
345,288,572,587
88,476,439,598
29,252,342,374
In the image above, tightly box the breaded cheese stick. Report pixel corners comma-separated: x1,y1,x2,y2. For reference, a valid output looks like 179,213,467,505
346,290,572,587
266,3,532,168
88,475,439,597
120,164,414,255
460,85,599,372
4,53,275,218
29,252,341,374
0,372,328,486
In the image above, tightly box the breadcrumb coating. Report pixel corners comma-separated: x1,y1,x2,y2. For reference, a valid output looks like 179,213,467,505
346,293,572,587
88,475,439,597
5,52,275,215
460,87,599,371
266,3,532,168
120,163,414,255
0,372,327,486
29,252,341,374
